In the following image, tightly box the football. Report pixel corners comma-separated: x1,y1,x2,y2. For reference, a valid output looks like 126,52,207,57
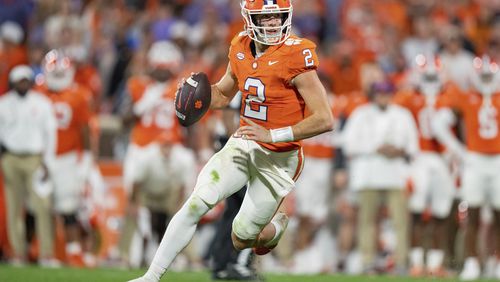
175,72,212,127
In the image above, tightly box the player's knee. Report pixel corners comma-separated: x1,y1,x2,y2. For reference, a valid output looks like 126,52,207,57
183,195,211,222
185,183,220,221
231,216,260,248
62,214,79,227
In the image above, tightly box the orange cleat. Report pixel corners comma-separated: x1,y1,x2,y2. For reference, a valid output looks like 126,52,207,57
66,253,85,268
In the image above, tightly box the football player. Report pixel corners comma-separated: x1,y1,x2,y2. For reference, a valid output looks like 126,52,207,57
119,41,196,267
433,55,500,280
36,50,94,266
128,0,334,281
394,55,455,277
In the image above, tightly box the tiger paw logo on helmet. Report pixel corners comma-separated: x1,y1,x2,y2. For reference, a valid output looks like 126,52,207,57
241,0,293,45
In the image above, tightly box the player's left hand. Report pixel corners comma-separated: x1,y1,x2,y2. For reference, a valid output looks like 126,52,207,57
235,116,272,143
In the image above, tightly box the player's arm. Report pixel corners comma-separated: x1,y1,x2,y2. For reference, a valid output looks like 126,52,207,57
288,70,334,140
432,107,466,158
210,63,239,110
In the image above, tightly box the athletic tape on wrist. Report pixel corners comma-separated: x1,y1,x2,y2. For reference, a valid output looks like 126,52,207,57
270,126,294,143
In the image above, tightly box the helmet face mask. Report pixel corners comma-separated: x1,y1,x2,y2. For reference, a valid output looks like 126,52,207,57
241,0,293,46
43,49,75,92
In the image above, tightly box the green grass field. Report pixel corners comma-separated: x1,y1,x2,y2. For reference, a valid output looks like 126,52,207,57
0,265,498,282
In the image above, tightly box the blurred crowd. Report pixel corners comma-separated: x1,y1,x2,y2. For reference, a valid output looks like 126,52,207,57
1,0,500,281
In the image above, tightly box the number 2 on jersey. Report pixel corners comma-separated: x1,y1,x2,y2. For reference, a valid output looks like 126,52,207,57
243,78,268,121
242,49,314,121
303,49,314,67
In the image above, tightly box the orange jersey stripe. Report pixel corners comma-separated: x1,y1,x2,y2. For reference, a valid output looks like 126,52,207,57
293,147,305,182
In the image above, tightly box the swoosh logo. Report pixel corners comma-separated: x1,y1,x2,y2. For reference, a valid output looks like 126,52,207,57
268,61,279,66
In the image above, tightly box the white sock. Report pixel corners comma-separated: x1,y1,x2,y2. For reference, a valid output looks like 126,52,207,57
66,242,82,255
143,196,209,281
426,249,444,271
83,252,96,266
409,247,424,268
264,212,288,247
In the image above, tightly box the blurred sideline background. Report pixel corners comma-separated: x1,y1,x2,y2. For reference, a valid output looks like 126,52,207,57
0,0,500,280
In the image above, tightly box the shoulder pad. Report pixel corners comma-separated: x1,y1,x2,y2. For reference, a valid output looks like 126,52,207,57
231,31,249,47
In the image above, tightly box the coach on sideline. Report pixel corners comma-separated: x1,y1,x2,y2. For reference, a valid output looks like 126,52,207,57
342,81,419,274
0,65,58,266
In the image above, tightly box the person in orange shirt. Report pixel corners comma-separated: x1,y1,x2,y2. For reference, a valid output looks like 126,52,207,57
394,56,455,277
118,40,196,267
433,55,500,280
65,45,102,169
36,49,93,267
65,45,102,111
128,1,333,281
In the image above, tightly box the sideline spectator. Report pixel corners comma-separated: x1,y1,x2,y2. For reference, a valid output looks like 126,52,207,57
343,81,419,274
0,65,58,267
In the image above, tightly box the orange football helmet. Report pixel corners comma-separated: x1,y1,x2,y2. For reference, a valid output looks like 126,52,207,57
241,0,293,45
414,54,442,99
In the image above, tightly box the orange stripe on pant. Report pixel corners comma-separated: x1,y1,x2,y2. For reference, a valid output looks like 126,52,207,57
292,147,304,182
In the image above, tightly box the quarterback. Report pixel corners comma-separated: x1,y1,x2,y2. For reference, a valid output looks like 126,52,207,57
129,0,333,281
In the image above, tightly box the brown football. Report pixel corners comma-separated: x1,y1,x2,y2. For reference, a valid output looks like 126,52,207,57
175,72,211,127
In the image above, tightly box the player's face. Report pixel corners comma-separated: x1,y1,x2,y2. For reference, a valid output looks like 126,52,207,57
255,13,282,28
420,72,440,97
253,13,284,44
13,79,32,96
150,67,173,83
480,71,493,84
374,92,392,110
